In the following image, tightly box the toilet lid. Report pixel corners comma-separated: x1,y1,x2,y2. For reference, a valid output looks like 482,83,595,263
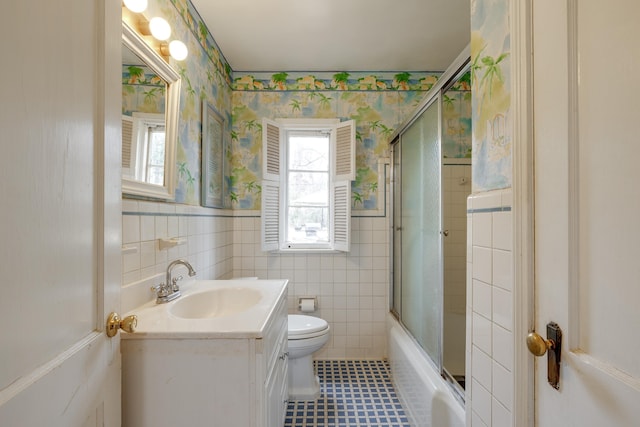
288,315,328,336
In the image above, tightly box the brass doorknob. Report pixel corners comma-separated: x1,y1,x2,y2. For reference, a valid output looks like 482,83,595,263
526,331,555,356
106,312,137,337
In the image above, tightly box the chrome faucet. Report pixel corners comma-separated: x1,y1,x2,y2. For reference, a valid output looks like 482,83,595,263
151,259,197,303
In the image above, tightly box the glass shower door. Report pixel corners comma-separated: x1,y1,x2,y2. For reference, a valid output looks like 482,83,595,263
399,99,443,364
391,54,470,397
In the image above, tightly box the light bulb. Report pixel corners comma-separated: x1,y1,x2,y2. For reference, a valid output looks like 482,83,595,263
149,17,171,41
169,40,188,61
123,0,147,13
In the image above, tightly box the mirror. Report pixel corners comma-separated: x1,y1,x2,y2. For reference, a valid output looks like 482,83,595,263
121,21,181,199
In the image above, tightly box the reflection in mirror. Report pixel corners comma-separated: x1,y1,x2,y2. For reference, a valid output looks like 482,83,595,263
201,100,225,208
123,112,166,184
122,21,181,200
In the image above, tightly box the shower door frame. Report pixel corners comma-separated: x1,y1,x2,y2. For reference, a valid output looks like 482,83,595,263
389,46,471,399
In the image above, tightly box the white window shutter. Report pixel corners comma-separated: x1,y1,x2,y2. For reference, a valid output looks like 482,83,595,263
262,118,282,182
334,120,355,181
332,180,351,252
261,118,283,251
121,115,135,176
261,180,280,251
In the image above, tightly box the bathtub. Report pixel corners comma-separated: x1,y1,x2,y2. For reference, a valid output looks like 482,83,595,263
387,314,465,427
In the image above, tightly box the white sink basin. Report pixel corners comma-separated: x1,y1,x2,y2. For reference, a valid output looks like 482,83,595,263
169,287,263,319
122,279,288,338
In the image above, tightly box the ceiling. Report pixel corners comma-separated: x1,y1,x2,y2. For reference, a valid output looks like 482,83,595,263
189,0,470,72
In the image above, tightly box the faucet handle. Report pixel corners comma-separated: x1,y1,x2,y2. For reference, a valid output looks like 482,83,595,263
171,275,183,291
150,283,170,297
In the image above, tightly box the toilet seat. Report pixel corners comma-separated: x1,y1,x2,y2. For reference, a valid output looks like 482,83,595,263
288,315,329,340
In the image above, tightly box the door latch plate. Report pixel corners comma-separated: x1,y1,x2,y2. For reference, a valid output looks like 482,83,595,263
546,322,562,389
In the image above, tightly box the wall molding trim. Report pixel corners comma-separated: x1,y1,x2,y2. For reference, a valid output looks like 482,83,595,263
510,0,535,425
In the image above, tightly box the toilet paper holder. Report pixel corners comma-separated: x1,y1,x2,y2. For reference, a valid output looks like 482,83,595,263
298,296,318,313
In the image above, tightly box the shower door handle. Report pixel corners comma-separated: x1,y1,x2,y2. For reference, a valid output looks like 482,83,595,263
441,230,449,237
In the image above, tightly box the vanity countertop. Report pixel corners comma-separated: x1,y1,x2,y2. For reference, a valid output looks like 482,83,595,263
122,279,288,339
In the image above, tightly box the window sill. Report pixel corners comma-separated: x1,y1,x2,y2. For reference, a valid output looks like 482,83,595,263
273,248,347,255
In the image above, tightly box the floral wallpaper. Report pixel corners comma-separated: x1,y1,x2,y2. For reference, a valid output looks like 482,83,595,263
230,73,439,211
137,0,476,209
121,65,165,116
442,73,472,159
138,0,233,206
471,0,511,191
232,71,438,92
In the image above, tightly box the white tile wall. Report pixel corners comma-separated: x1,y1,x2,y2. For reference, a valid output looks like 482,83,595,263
472,280,492,319
231,215,390,359
467,189,514,427
472,410,489,427
472,344,492,391
120,200,234,312
492,324,513,372
442,164,471,376
492,360,513,410
472,312,492,355
472,379,492,426
442,164,471,314
121,196,391,360
492,398,511,427
472,246,493,284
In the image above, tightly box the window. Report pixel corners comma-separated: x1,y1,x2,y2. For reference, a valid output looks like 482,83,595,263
144,124,166,185
261,118,355,252
122,112,166,185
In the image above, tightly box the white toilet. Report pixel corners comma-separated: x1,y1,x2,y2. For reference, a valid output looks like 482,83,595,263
287,314,330,400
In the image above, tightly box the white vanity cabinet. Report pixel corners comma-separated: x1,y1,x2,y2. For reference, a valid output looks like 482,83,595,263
121,279,288,427
257,294,289,426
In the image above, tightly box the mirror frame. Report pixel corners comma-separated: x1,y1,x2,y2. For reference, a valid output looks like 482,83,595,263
201,99,225,208
122,21,181,200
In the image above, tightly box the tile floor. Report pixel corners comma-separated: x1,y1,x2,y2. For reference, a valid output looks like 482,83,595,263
284,360,410,427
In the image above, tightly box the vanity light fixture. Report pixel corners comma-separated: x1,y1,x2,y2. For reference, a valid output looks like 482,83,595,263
122,2,188,62
161,40,188,61
149,17,171,41
123,0,148,13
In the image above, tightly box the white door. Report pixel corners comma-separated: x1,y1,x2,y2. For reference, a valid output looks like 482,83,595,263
533,0,640,425
0,0,122,425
